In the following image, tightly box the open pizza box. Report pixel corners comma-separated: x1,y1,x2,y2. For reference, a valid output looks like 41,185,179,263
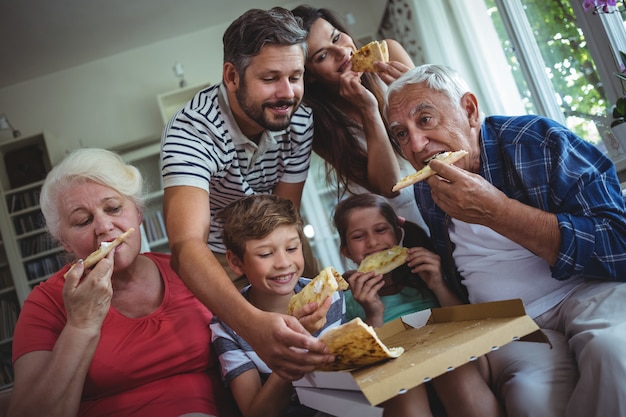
294,299,546,416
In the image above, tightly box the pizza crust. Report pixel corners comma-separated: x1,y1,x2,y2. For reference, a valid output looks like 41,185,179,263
392,150,469,192
357,245,408,275
64,227,135,278
318,317,404,371
350,40,389,72
288,266,348,315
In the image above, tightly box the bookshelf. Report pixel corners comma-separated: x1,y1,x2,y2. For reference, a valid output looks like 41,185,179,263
0,132,58,389
112,138,170,253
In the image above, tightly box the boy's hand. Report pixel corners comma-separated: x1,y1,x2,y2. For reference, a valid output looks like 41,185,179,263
292,296,333,334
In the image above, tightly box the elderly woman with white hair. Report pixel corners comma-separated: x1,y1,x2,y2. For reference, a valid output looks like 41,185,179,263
8,148,235,417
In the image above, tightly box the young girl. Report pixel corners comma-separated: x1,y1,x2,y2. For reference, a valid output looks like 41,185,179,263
333,193,505,417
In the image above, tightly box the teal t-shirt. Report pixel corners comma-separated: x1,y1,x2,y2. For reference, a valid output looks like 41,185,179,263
344,285,440,324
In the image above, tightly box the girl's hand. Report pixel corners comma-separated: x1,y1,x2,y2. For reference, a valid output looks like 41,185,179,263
405,247,446,292
346,271,385,327
292,296,333,334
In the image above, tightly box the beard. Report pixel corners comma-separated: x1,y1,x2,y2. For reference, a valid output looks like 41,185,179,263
235,79,300,132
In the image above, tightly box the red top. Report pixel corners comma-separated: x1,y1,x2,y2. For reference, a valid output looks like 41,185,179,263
13,252,228,417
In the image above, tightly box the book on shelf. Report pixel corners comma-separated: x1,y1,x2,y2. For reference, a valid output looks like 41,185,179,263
0,298,18,341
0,268,12,290
6,187,41,214
24,253,66,282
19,233,58,257
0,353,14,387
12,212,45,235
143,210,168,243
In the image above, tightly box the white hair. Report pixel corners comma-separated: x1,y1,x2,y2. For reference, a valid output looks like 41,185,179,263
40,148,144,240
384,64,472,118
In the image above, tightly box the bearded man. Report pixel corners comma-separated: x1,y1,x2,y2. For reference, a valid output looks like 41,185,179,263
161,8,333,382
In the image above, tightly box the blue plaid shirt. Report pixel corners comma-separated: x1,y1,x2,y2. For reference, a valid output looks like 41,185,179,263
415,115,626,302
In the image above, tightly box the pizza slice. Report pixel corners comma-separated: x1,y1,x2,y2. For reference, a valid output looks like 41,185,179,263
288,266,348,315
350,40,389,72
318,317,404,371
392,150,469,192
357,245,408,276
64,227,136,278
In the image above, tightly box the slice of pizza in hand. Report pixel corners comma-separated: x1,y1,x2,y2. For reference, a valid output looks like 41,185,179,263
64,227,136,278
357,245,408,276
392,150,469,192
318,317,404,371
288,266,349,315
350,40,389,72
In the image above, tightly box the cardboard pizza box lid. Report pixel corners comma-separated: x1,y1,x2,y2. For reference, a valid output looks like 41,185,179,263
294,298,543,407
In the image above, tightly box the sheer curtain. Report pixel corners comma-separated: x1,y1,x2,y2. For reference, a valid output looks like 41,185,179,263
377,0,526,117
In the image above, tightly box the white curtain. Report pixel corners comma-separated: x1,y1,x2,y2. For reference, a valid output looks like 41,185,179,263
378,0,526,117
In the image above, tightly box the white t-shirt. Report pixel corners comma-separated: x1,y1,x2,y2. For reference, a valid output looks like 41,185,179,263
449,219,583,318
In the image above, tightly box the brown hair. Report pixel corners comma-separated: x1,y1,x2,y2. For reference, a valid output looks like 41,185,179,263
217,194,304,259
291,5,404,197
333,193,434,290
333,193,402,250
222,7,308,77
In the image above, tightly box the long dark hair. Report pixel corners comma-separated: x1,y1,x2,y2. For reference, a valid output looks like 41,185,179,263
291,5,404,197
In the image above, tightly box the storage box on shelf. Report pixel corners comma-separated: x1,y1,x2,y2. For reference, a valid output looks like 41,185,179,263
157,81,212,124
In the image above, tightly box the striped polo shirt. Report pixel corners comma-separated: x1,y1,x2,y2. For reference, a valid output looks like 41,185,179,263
161,83,314,253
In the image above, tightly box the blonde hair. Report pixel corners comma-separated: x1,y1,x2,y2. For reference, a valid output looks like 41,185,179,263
40,148,144,240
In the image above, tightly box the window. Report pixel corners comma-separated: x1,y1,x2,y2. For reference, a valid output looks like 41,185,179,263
486,0,626,156
386,0,626,163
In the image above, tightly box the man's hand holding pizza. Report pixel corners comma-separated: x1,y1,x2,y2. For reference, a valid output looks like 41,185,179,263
427,158,561,266
427,158,518,226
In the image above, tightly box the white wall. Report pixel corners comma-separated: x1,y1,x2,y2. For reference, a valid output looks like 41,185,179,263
0,0,386,164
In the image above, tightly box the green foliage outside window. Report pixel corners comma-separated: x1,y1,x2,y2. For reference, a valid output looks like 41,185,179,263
485,0,608,144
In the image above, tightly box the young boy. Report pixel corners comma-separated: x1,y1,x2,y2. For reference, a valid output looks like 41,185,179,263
210,194,345,417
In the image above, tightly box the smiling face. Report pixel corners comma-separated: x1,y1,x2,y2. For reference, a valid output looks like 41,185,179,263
226,44,305,138
229,224,304,298
304,17,357,85
340,207,399,264
386,83,481,174
58,180,142,270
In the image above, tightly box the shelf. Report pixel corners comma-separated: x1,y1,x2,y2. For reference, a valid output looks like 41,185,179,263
157,81,212,124
0,134,51,192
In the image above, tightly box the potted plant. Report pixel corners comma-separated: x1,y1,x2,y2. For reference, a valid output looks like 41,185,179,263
611,96,626,127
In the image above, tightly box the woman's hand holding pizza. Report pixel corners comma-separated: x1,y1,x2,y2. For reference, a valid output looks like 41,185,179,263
346,270,386,328
62,250,114,332
375,60,411,85
339,64,379,113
